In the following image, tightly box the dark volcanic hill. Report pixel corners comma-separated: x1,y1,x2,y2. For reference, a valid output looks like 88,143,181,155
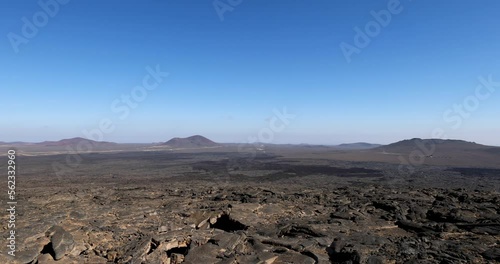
371,138,500,167
335,142,381,150
161,135,219,148
376,138,489,153
37,137,115,147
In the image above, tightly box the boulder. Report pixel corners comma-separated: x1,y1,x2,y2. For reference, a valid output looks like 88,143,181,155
44,225,75,260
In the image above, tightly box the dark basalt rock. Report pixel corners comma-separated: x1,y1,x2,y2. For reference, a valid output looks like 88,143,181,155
13,249,39,264
3,150,499,264
482,248,500,261
44,225,75,260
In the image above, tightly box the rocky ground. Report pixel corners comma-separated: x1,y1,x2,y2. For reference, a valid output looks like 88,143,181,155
1,150,499,263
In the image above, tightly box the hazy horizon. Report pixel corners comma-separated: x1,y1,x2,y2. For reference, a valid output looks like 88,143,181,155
2,135,500,148
2,0,499,146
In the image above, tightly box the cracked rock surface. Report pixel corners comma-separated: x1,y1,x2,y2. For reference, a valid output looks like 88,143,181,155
1,150,499,263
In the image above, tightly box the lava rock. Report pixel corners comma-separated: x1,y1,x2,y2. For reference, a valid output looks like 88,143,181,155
44,225,75,260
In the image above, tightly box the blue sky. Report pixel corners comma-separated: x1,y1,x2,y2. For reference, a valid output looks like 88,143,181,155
1,0,499,145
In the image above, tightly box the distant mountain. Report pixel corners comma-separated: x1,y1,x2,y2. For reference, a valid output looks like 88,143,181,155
37,137,115,147
375,138,491,153
161,135,219,148
0,141,35,145
335,142,381,150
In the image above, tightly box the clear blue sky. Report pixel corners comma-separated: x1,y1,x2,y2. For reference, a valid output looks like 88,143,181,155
1,0,499,145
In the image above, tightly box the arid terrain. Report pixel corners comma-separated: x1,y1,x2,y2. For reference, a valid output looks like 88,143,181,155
1,137,499,263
